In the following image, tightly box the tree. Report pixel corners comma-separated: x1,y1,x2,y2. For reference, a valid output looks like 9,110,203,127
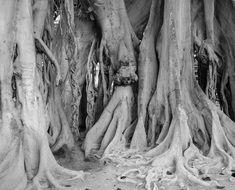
0,0,84,189
1,0,235,189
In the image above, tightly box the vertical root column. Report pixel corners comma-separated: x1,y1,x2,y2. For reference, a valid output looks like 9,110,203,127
84,86,134,159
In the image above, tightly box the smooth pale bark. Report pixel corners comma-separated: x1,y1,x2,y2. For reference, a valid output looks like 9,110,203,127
131,0,163,150
126,0,152,36
0,1,27,189
84,86,134,158
16,0,84,188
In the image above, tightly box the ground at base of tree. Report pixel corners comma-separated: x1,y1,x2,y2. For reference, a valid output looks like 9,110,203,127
52,147,235,190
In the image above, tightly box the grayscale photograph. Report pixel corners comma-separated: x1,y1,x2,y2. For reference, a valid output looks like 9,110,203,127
1,0,235,190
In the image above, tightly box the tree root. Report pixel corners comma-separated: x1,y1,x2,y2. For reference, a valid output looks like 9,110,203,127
86,39,97,131
130,0,162,150
110,105,235,190
46,68,74,152
50,92,74,152
83,86,134,159
27,141,86,189
34,35,61,85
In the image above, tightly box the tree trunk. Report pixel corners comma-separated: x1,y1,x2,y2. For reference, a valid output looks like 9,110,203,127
1,0,235,189
0,0,85,189
0,1,27,189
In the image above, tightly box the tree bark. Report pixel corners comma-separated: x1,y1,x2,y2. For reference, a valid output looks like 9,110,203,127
0,1,27,189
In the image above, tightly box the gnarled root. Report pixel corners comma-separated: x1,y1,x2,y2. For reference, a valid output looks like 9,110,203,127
27,139,86,190
114,104,235,190
83,86,134,159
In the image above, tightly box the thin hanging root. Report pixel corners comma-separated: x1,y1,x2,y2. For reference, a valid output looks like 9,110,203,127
43,63,50,85
34,35,61,85
201,41,219,63
99,40,108,105
220,73,229,115
86,38,97,131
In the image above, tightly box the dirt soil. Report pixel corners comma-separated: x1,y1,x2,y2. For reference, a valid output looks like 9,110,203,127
54,146,235,190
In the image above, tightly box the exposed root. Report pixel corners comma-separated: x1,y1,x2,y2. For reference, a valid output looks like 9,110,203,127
108,105,235,190
28,141,86,189
99,40,108,106
84,86,134,159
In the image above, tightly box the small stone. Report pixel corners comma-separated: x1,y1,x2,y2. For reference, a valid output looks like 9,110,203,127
120,176,126,179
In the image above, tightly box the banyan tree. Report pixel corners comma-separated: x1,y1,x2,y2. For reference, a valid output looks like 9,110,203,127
1,0,235,189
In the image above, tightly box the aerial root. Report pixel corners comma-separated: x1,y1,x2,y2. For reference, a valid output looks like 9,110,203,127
84,86,134,158
99,40,108,105
34,35,61,85
201,40,219,63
